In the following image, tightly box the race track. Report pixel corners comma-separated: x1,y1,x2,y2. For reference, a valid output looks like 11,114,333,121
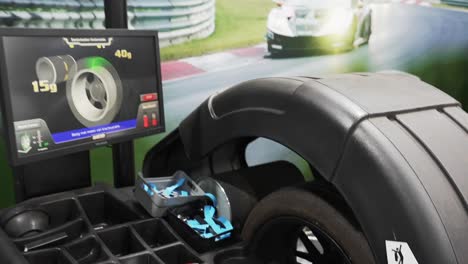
80,3,468,183
147,4,468,172
163,4,468,127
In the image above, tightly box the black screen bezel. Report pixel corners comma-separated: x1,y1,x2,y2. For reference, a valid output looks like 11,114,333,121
0,28,165,166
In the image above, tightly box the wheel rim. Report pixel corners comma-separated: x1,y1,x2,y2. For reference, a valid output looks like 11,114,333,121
66,57,122,127
249,216,352,264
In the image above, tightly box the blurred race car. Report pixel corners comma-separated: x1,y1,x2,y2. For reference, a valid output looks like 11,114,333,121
266,0,372,55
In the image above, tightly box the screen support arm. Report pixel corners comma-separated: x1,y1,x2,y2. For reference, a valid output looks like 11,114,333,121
104,0,136,187
104,0,128,29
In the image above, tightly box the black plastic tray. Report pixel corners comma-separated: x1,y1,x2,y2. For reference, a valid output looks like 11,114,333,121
0,186,212,264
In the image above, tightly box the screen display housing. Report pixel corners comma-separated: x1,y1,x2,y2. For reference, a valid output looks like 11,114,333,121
0,28,165,166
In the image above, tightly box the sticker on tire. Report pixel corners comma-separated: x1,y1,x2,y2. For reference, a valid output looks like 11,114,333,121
386,240,419,264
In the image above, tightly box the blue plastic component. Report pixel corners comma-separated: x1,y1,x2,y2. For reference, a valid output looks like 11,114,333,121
149,183,158,192
184,205,234,241
205,193,217,206
139,173,233,241
142,183,154,196
162,178,186,197
215,232,232,241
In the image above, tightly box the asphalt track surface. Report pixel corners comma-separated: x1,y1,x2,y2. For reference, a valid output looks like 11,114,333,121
156,4,468,169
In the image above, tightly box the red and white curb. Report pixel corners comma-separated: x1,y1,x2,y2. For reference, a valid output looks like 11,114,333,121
161,44,266,82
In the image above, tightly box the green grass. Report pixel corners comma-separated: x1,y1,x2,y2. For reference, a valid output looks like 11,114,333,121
405,49,468,110
433,3,468,12
160,0,274,61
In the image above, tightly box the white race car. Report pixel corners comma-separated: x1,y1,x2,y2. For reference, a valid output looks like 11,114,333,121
266,0,372,56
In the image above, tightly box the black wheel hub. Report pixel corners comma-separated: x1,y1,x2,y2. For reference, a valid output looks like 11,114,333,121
248,216,352,264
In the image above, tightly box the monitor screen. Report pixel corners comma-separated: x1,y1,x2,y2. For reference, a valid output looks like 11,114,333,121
0,29,165,165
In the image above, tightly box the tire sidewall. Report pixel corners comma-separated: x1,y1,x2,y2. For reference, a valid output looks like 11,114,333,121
241,188,376,264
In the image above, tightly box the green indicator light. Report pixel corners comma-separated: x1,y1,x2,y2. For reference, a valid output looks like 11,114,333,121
85,57,110,70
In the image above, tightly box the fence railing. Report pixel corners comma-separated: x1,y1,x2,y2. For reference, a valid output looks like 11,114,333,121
0,0,216,47
441,0,468,7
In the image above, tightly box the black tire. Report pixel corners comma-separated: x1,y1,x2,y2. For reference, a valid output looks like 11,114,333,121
242,187,375,264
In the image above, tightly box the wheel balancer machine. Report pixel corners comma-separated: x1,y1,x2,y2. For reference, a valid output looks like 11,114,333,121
0,1,466,263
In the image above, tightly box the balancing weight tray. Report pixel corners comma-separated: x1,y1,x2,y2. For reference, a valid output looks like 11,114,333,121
0,184,246,264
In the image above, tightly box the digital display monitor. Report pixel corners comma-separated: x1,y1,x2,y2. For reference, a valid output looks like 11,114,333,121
0,29,165,165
